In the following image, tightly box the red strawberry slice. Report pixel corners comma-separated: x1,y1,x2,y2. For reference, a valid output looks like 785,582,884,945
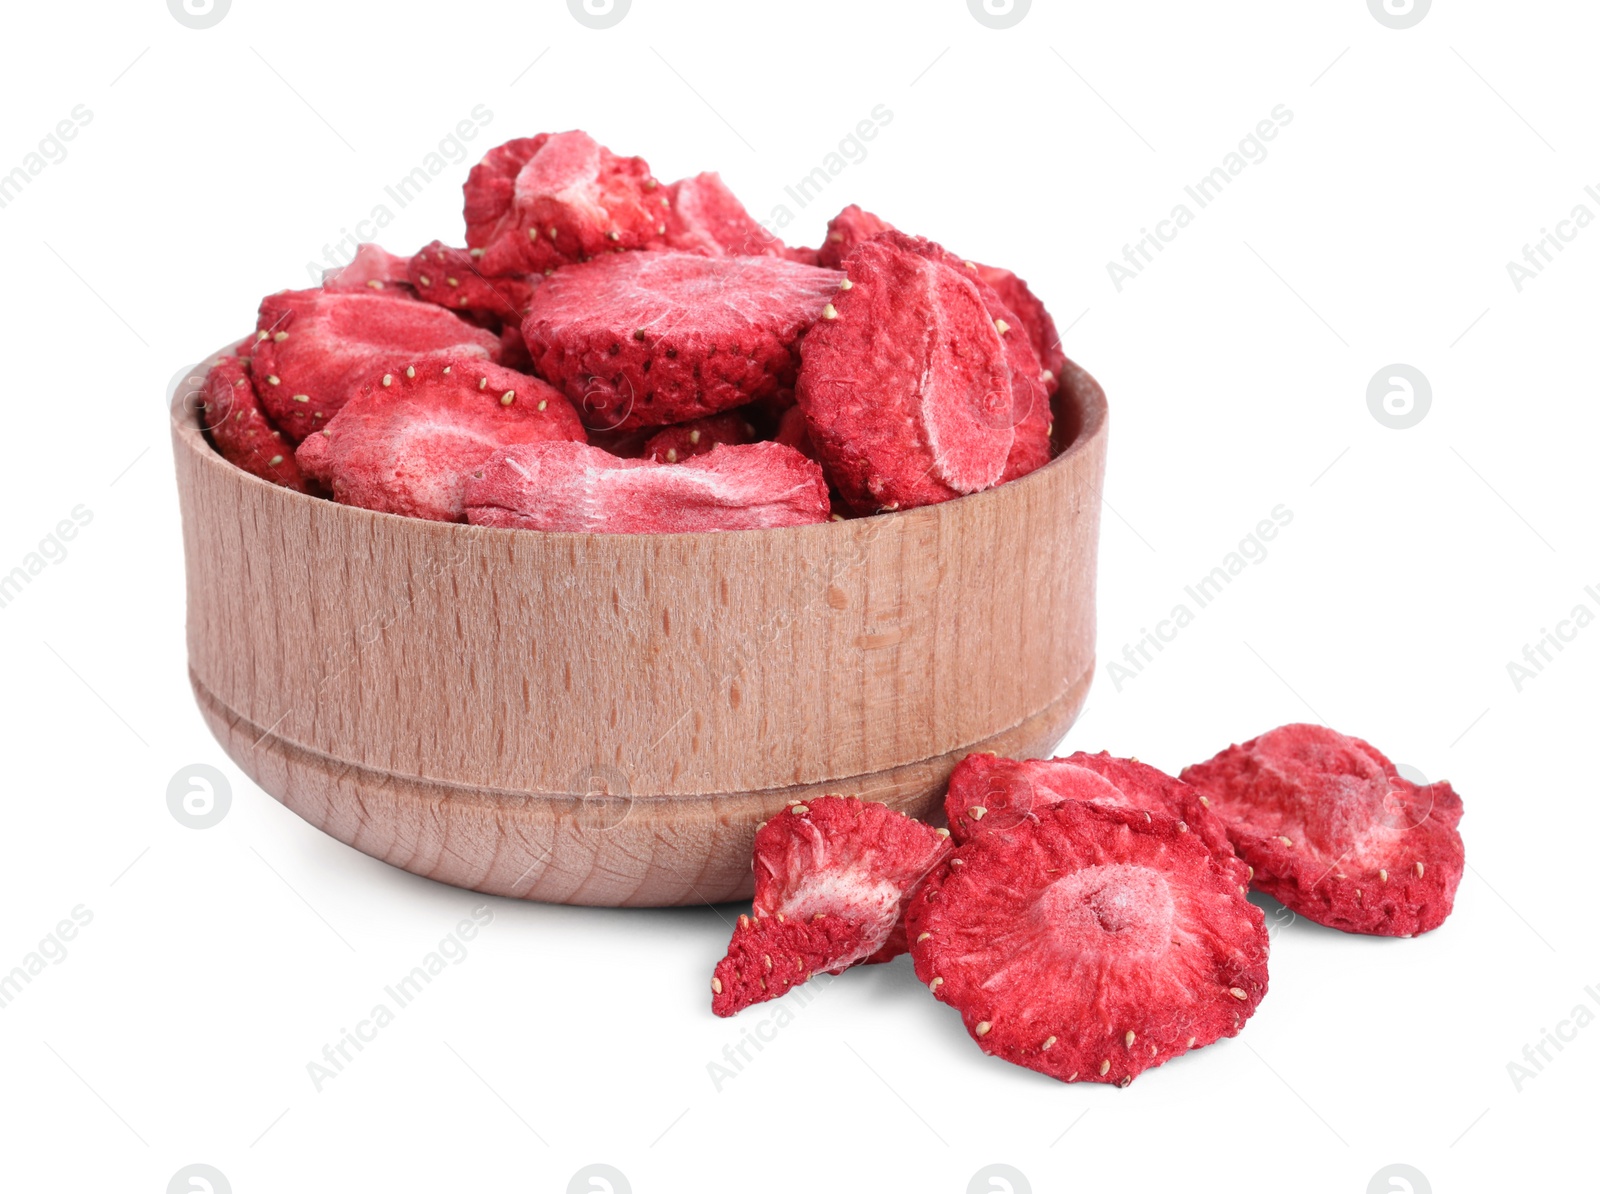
407,241,540,326
772,404,816,460
817,204,894,269
294,359,585,522
322,244,414,295
521,250,844,430
752,797,953,966
945,752,1251,892
815,206,1065,401
463,131,662,276
1181,724,1465,937
908,800,1270,1086
465,440,830,533
251,288,501,443
795,232,1026,512
201,353,307,491
642,411,754,463
662,172,783,257
711,911,866,1018
975,264,1067,398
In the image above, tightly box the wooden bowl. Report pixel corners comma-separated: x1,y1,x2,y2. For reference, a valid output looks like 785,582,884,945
171,358,1107,906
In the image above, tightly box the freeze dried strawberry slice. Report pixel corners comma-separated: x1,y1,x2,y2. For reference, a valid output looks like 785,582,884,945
521,250,843,430
908,800,1270,1086
463,131,661,276
662,172,784,257
975,264,1066,397
945,753,1250,892
817,204,894,269
752,797,953,967
465,440,830,533
499,322,534,372
322,244,414,295
642,411,754,463
201,353,307,492
795,232,1019,512
407,241,539,325
1181,724,1465,937
295,360,585,522
711,911,864,1017
252,289,501,442
773,404,816,460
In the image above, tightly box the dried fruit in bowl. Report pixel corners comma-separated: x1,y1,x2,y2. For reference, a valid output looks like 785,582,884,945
463,131,661,276
794,231,1047,513
642,411,755,463
521,250,843,430
295,360,584,522
662,172,785,258
201,353,306,492
407,241,540,326
466,440,830,533
251,289,501,442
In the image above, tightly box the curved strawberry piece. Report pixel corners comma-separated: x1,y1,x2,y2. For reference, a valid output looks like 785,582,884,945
817,204,894,269
945,753,1250,893
201,353,306,492
662,172,784,258
463,131,662,276
465,440,830,534
322,244,414,295
295,359,584,522
251,289,501,443
796,232,1040,512
908,800,1270,1086
1181,724,1465,937
642,411,754,463
711,911,865,1017
407,241,540,327
521,250,843,430
751,797,952,968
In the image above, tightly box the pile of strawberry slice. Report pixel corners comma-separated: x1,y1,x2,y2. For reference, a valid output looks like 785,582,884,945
198,129,1068,533
710,723,1465,1087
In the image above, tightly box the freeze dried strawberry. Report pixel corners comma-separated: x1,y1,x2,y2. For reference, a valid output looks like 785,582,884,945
521,250,843,430
773,404,816,460
407,241,539,325
817,204,894,269
252,289,501,442
782,245,822,267
465,440,830,533
975,264,1066,396
711,911,864,1017
1181,724,1465,937
463,131,661,276
201,353,307,492
908,800,1270,1086
752,797,953,967
795,232,1027,512
323,244,414,295
945,753,1249,891
295,359,584,522
662,172,784,257
643,411,754,463
499,322,534,372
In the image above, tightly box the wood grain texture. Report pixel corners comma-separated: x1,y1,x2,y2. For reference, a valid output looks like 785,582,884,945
171,357,1108,905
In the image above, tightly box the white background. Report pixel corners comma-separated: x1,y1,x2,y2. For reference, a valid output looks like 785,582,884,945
1,1,1594,1192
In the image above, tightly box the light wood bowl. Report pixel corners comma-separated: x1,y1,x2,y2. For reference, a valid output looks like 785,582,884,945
171,358,1107,906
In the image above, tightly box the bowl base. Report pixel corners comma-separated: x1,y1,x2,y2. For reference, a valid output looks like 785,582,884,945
193,662,1093,907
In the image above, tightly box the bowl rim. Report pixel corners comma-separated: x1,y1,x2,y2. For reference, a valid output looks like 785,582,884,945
171,349,1107,543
